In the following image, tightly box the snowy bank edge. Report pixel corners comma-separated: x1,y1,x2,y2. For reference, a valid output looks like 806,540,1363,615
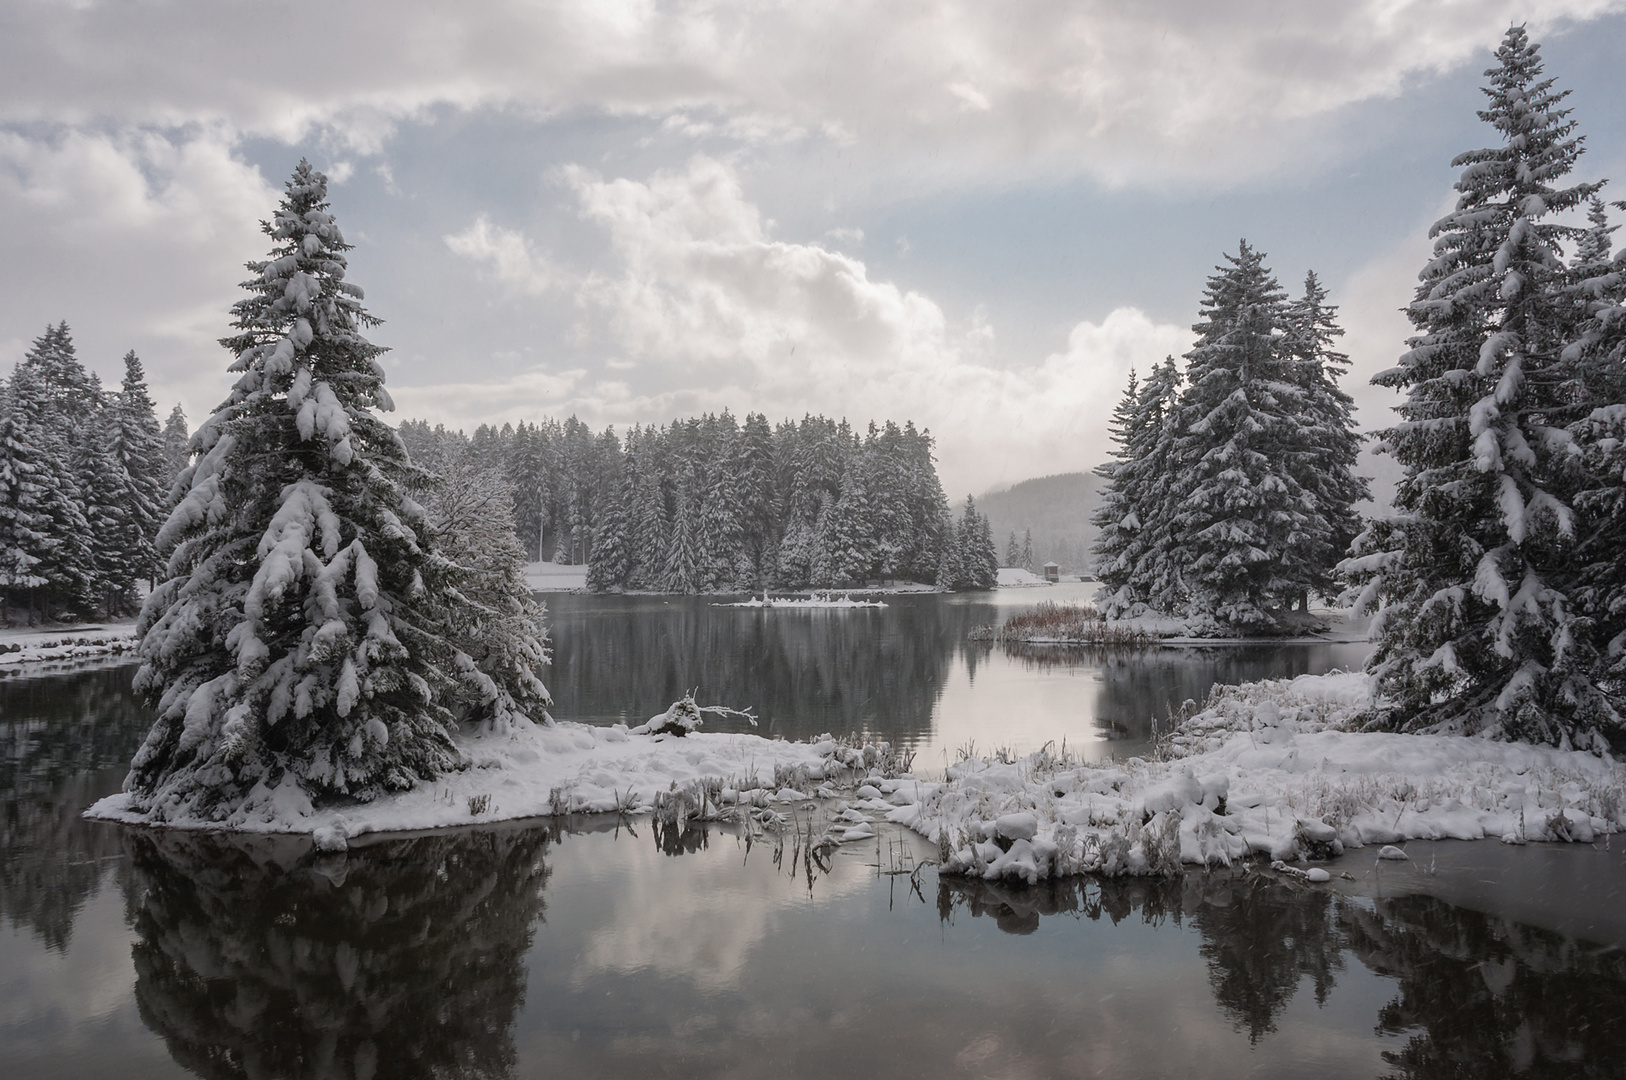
889,671,1626,883
84,721,902,848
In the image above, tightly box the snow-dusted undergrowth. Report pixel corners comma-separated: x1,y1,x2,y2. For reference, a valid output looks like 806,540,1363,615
87,714,906,851
889,672,1626,883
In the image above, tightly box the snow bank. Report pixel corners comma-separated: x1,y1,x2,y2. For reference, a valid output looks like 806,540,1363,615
0,623,138,669
522,562,588,592
890,671,1626,883
86,717,905,849
713,592,887,609
996,567,1053,588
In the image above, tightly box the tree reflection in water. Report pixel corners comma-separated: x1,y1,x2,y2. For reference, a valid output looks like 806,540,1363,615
0,663,151,950
546,593,989,740
1342,895,1626,1079
939,871,1626,1071
124,824,555,1080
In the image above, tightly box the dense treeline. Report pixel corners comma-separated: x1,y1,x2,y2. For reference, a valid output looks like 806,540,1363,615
400,412,1001,592
1091,249,1367,634
0,324,188,625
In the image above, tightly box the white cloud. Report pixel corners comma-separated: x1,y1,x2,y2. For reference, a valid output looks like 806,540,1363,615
444,215,560,297
0,127,276,418
2,1,1619,185
433,156,1189,492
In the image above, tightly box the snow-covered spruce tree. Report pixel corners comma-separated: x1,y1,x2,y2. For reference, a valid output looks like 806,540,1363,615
1564,199,1626,734
663,467,702,593
159,403,189,496
1092,370,1143,604
128,161,487,820
953,496,997,590
74,412,135,618
108,351,167,588
1351,28,1614,747
1094,357,1184,617
1164,243,1321,633
1020,528,1033,571
0,401,50,625
6,362,96,620
1283,273,1368,607
417,447,552,733
586,459,633,592
933,507,963,590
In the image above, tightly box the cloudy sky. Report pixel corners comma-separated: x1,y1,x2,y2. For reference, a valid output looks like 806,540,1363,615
4,1,1624,497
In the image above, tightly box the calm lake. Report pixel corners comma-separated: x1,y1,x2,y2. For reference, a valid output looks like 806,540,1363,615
4,588,1625,1079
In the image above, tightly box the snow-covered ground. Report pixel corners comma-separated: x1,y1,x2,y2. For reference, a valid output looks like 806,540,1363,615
714,592,888,609
996,567,1053,587
523,562,589,592
886,671,1626,882
86,715,907,851
0,621,139,669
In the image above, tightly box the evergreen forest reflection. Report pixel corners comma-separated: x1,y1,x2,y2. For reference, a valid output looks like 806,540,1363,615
544,591,1372,758
0,664,151,951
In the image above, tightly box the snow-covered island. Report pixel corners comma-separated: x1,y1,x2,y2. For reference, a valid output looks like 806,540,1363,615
88,699,907,850
969,600,1152,647
713,591,888,609
894,671,1626,883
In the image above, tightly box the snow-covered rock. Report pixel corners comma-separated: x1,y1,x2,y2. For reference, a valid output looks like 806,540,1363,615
893,671,1626,882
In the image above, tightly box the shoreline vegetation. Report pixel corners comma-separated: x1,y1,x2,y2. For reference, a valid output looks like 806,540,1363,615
86,671,1626,885
969,601,1154,648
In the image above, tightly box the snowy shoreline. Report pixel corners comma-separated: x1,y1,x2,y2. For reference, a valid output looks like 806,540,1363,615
890,671,1626,882
86,670,1626,885
85,719,908,851
0,622,139,671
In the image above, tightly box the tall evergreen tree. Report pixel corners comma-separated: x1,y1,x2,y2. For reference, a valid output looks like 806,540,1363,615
129,161,536,821
1094,358,1184,617
7,363,95,620
1283,273,1368,608
1351,28,1613,747
1092,369,1143,603
160,403,190,498
0,403,50,625
74,411,134,617
106,351,167,593
1165,242,1318,632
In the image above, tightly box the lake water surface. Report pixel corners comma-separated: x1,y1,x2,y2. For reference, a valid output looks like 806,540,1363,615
4,590,1624,1079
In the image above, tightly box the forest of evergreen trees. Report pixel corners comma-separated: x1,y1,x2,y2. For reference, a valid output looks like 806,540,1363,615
0,324,188,625
399,412,1001,593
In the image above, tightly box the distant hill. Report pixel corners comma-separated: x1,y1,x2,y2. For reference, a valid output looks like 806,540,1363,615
975,451,1399,578
976,471,1105,574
